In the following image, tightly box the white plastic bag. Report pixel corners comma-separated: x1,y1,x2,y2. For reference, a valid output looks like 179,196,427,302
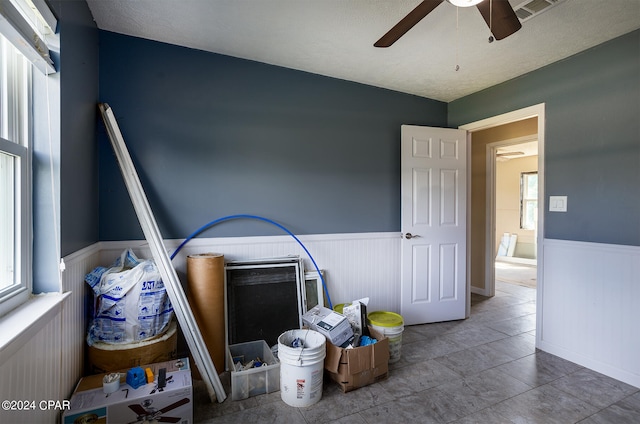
85,249,173,345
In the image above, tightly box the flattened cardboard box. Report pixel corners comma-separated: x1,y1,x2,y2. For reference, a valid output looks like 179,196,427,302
324,326,389,392
63,357,192,424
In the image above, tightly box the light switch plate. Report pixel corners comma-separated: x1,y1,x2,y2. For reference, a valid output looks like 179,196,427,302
549,196,568,212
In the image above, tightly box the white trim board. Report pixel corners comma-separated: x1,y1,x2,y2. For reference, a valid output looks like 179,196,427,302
459,103,545,311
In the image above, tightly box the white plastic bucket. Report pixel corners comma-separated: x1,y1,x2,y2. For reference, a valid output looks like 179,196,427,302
277,329,326,407
368,311,404,364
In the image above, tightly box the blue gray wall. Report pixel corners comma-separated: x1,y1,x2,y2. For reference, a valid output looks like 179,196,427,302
98,31,447,240
57,0,100,256
449,30,640,247
97,28,638,246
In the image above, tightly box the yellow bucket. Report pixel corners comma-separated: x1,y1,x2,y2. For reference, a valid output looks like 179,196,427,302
333,303,349,314
368,311,404,363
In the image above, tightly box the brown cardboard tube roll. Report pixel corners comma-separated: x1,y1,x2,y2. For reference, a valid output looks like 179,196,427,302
187,253,225,374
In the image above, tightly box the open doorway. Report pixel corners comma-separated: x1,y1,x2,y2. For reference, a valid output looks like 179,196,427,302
493,138,538,289
461,104,545,299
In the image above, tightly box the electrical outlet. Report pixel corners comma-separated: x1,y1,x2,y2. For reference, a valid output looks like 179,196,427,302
549,196,568,212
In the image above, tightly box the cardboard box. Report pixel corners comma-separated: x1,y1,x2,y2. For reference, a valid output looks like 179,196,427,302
324,326,389,392
87,321,178,374
63,357,192,424
302,305,354,347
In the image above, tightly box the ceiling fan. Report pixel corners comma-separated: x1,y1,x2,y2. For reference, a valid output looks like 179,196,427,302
374,0,522,47
127,398,190,423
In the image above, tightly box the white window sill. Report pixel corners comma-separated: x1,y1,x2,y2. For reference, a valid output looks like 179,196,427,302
0,292,70,363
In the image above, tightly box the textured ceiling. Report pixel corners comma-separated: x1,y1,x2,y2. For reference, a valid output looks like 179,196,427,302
86,0,640,102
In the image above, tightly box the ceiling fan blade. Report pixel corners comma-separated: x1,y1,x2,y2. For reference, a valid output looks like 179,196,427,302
159,397,190,414
374,0,444,47
128,404,148,416
157,417,181,423
476,0,522,40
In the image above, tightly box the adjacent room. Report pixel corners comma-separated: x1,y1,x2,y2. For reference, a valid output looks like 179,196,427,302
1,0,638,422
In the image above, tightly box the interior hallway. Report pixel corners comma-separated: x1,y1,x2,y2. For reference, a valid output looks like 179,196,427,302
495,260,537,288
193,280,640,423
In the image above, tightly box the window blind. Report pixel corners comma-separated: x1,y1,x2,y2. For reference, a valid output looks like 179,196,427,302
0,0,57,74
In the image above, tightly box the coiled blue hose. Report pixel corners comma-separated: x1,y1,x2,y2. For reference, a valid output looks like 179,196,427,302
170,214,333,309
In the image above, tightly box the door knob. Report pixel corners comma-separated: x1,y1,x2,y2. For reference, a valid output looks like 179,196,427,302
404,233,420,239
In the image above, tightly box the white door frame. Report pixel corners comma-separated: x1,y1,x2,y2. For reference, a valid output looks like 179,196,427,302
459,104,545,310
485,134,539,297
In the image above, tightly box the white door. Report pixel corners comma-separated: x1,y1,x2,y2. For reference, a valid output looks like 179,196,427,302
400,125,467,325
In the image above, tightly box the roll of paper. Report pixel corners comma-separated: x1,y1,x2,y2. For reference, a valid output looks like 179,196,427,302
187,253,225,373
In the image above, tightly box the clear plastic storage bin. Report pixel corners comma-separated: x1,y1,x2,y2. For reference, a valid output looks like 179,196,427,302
226,340,280,400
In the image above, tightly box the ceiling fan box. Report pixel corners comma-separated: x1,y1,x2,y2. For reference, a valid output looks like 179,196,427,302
62,357,193,424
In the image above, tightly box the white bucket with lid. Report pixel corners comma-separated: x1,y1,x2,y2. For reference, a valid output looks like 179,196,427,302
277,329,326,407
368,311,404,364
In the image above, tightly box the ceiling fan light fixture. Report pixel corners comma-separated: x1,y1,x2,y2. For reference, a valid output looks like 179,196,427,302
447,0,485,7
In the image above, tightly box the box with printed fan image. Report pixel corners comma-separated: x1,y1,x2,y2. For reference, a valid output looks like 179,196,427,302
63,357,192,424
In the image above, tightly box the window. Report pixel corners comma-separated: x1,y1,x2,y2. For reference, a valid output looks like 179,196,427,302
520,171,538,230
1,0,57,316
0,33,32,316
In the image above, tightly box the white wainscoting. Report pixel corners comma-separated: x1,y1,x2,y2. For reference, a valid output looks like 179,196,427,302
0,309,63,422
0,244,102,423
100,232,403,314
0,231,400,422
538,239,640,388
60,244,103,396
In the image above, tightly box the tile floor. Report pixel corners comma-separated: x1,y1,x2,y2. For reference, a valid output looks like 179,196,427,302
192,281,640,423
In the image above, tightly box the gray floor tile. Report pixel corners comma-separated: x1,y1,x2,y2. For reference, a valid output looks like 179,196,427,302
441,325,508,349
434,342,516,376
331,412,369,424
580,406,640,424
471,294,529,313
401,325,429,344
298,381,395,424
471,302,535,325
486,332,536,360
395,333,466,365
358,391,447,423
379,358,461,397
451,407,517,423
622,391,640,410
191,279,637,424
197,400,307,424
550,367,639,409
502,300,537,317
496,350,583,387
193,378,260,421
414,368,532,422
488,313,536,336
408,319,470,338
579,391,640,424
493,384,598,424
